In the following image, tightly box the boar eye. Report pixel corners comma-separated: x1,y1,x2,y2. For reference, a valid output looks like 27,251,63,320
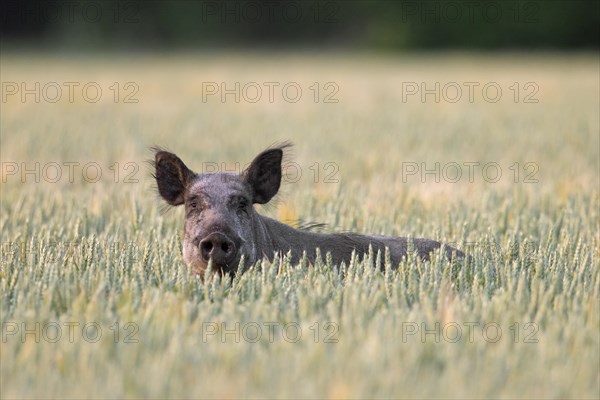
187,197,201,210
237,198,249,211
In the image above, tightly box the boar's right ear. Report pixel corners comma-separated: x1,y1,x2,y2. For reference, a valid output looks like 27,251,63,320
153,149,195,206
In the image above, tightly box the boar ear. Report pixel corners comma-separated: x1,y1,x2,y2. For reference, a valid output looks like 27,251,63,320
153,149,195,206
243,148,283,204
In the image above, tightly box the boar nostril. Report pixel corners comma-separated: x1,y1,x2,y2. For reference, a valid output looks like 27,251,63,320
221,242,230,253
200,241,213,261
201,241,213,252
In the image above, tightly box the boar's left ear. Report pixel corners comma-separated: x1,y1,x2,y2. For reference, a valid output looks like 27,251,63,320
154,149,195,206
243,148,283,204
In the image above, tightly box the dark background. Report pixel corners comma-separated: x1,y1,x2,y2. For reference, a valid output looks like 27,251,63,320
1,0,599,50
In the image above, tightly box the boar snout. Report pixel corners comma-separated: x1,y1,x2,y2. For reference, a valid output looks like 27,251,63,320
199,232,237,266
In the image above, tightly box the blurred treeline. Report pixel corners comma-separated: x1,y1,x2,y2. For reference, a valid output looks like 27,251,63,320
1,0,598,50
